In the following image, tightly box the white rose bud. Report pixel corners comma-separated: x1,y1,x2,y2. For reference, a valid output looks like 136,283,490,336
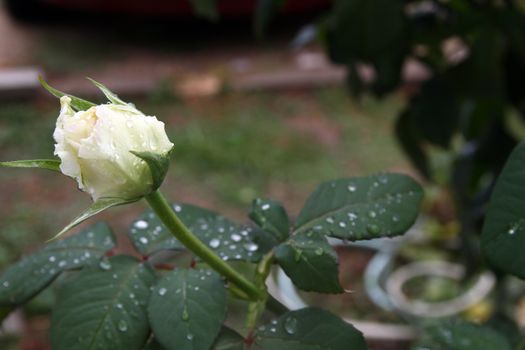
54,96,174,201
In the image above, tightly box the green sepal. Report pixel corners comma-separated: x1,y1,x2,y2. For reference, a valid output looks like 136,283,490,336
130,150,172,192
39,76,96,111
87,77,128,105
0,159,61,172
51,197,139,241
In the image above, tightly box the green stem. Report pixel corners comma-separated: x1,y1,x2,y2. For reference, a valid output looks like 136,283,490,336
245,252,274,331
145,190,264,301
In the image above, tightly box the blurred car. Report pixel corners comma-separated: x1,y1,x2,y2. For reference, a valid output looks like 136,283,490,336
5,0,332,20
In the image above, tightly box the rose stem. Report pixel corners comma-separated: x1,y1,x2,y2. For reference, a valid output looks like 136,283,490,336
145,190,264,301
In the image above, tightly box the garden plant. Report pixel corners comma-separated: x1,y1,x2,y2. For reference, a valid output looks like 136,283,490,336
0,80,424,349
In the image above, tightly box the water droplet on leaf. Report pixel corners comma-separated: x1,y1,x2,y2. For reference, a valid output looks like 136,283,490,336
99,259,111,271
367,224,381,235
118,320,128,332
134,220,149,229
209,238,220,248
284,317,298,335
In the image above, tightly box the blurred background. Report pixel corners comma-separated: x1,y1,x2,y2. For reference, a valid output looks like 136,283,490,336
1,0,525,349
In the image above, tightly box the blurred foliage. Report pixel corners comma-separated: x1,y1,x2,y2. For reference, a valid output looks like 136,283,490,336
317,0,525,272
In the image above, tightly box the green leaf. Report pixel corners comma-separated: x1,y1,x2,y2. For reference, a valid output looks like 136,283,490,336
410,77,461,148
0,159,61,172
254,0,284,38
142,338,166,350
327,0,407,62
148,268,227,350
189,0,218,21
413,321,512,350
482,141,525,278
0,223,115,306
294,174,423,240
51,256,156,350
395,111,431,179
129,203,273,261
211,327,244,350
249,198,290,242
0,306,14,323
52,197,138,240
255,308,367,350
274,233,343,293
88,78,128,105
130,151,172,192
39,76,96,111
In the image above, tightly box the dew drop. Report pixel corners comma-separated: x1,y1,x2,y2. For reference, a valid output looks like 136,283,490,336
367,224,381,235
261,204,271,211
187,333,194,341
118,320,128,332
347,185,357,192
134,220,149,229
2,281,9,288
209,239,220,248
392,215,400,223
231,234,242,242
284,317,298,335
325,217,335,224
347,212,357,221
243,242,258,252
315,247,323,255
338,222,347,228
99,259,111,271
173,205,182,213
49,256,56,262
294,249,302,262
158,287,167,296
139,237,148,244
368,210,377,219
182,309,190,321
